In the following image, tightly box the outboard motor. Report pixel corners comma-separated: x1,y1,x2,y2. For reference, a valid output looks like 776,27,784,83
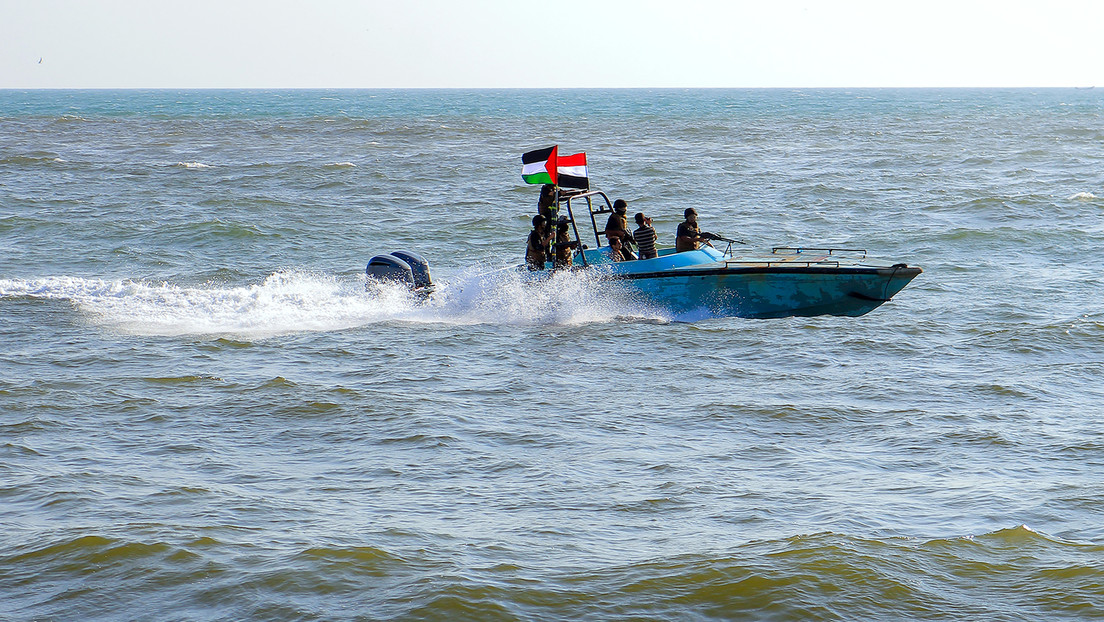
366,251,434,295
367,254,415,288
389,250,432,290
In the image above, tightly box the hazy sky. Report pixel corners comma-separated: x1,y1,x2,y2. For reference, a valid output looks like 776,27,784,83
3,0,1102,89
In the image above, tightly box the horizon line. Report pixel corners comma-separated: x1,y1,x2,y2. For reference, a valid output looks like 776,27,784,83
1,85,1099,91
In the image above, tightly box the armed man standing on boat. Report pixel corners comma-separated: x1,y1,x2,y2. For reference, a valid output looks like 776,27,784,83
676,208,707,252
553,217,579,269
674,208,741,252
604,199,637,259
526,214,551,270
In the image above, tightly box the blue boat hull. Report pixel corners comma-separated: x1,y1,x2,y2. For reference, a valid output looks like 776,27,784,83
614,265,919,319
577,247,921,319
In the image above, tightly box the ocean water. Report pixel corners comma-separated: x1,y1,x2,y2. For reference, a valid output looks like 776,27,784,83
2,88,1104,620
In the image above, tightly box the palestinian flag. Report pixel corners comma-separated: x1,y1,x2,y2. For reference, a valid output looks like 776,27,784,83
521,145,558,185
557,152,588,189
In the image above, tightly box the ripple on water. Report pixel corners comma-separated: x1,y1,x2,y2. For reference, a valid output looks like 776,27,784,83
4,89,1104,620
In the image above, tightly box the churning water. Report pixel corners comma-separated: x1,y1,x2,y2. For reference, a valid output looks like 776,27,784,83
2,89,1104,620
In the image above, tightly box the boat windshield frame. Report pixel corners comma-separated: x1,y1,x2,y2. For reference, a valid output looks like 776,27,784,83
559,189,616,262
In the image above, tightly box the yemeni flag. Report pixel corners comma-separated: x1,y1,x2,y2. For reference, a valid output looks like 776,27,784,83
521,146,558,185
557,152,588,189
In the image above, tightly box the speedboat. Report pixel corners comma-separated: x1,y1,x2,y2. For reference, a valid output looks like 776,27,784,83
366,189,921,320
527,189,922,319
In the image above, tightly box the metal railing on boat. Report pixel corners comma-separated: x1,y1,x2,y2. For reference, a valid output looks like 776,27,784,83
724,259,843,268
771,247,867,258
723,248,869,268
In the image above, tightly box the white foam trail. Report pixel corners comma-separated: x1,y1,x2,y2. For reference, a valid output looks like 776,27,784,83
1069,191,1098,201
0,267,667,338
420,265,665,327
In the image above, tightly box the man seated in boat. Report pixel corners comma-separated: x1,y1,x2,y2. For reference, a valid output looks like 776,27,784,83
526,214,550,270
553,218,580,269
606,236,627,262
675,207,706,252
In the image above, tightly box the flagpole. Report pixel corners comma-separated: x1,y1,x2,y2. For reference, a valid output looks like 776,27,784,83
550,185,559,268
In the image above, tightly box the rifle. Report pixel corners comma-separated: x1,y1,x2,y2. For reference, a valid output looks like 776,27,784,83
699,231,746,245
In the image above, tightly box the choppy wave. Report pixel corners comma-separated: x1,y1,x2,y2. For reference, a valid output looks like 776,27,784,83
0,153,66,166
4,526,1101,620
160,218,275,241
0,267,664,337
6,88,1104,622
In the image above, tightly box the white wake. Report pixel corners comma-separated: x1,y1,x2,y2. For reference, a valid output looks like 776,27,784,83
0,266,665,338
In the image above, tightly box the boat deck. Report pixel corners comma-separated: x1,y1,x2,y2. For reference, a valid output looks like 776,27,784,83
581,246,904,274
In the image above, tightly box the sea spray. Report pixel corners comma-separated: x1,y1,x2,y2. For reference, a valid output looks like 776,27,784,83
419,264,667,327
0,266,667,338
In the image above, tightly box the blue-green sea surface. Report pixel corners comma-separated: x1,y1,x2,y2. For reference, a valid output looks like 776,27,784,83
2,89,1104,620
